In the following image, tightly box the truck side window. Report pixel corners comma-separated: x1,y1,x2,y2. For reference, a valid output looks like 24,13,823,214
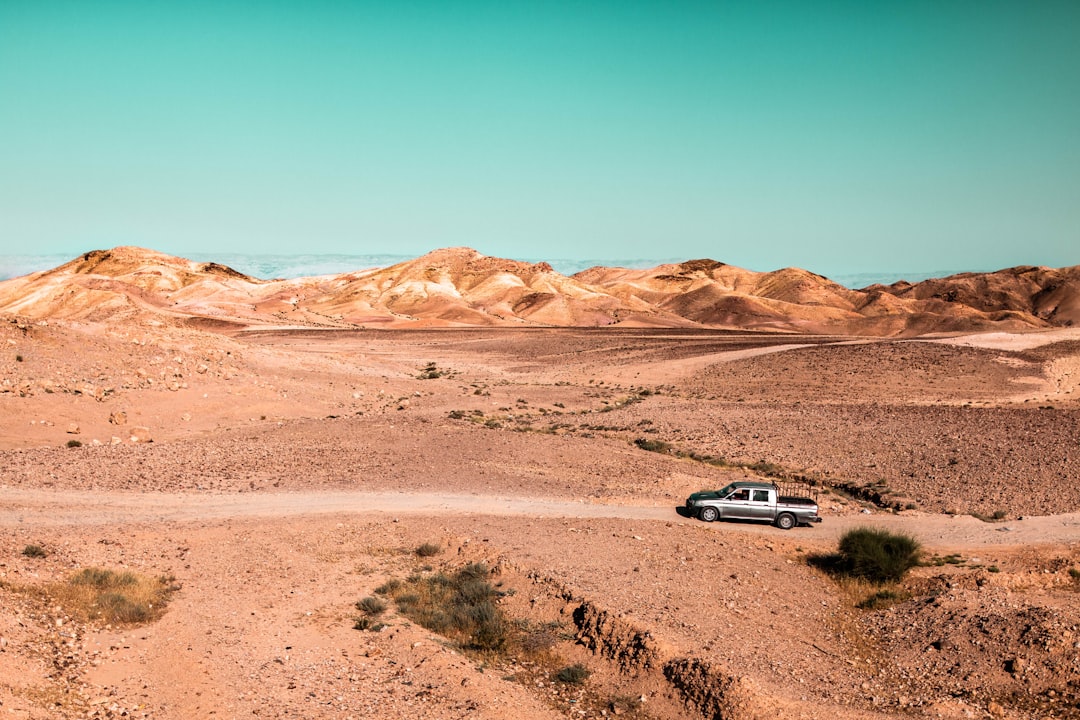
730,489,749,501
752,490,769,502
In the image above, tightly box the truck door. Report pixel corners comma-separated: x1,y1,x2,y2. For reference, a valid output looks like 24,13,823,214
748,489,773,519
722,488,753,519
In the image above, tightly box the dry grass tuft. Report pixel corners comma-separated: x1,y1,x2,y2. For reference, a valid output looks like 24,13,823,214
41,567,178,625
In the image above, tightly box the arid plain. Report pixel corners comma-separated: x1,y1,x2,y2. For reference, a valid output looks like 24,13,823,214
1,248,1079,719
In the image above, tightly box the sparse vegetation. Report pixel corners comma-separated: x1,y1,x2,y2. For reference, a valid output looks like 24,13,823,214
373,578,403,596
66,439,82,448
379,563,509,651
555,663,590,684
417,362,444,379
353,616,386,632
356,596,387,616
633,437,673,454
971,509,1008,522
747,459,784,476
35,567,177,625
855,588,904,609
415,542,443,558
21,544,47,558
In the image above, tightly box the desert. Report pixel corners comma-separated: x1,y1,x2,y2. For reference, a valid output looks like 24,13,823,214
1,248,1079,720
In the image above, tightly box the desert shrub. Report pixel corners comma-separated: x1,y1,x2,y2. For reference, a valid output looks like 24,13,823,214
66,439,82,448
353,616,385,632
555,663,590,684
71,567,138,588
633,437,672,454
517,620,563,654
837,528,921,584
96,592,151,623
43,568,175,625
21,544,47,558
379,563,508,651
15,355,23,362
356,596,387,615
417,362,442,379
415,542,442,558
747,459,784,477
374,578,403,596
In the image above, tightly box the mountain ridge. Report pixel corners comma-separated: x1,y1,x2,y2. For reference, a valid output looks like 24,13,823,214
0,246,1076,336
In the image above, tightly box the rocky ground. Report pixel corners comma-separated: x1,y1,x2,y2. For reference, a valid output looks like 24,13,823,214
1,316,1080,719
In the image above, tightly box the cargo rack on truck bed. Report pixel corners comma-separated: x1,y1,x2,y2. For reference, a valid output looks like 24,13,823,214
773,480,820,503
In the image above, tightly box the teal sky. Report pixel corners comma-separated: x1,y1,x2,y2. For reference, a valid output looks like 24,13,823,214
1,1,1077,278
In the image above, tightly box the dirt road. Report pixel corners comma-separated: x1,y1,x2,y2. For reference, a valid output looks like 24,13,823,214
4,487,1078,549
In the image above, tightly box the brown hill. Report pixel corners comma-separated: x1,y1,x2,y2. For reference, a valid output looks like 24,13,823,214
0,246,1074,335
870,265,1080,327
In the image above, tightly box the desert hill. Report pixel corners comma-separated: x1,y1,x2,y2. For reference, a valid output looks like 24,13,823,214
0,246,1075,335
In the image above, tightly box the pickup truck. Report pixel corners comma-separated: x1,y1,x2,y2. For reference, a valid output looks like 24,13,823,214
685,481,821,529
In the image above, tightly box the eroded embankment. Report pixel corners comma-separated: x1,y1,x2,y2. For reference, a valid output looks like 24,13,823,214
523,567,773,720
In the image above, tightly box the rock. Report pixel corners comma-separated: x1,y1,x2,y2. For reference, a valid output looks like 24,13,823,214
129,426,152,443
66,423,80,434
109,411,127,426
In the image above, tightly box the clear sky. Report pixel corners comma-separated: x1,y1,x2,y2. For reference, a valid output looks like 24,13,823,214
1,1,1077,278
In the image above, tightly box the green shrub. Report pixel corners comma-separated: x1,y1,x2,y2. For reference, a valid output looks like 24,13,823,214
21,544,47,558
837,527,921,584
555,663,590,684
379,563,508,651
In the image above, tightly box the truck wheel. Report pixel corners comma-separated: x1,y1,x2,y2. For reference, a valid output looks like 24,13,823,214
775,513,796,530
699,506,719,523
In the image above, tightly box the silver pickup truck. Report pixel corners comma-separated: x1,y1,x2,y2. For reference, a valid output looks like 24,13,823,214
685,481,821,529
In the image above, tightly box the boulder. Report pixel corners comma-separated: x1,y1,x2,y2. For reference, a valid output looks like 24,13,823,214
129,426,152,443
